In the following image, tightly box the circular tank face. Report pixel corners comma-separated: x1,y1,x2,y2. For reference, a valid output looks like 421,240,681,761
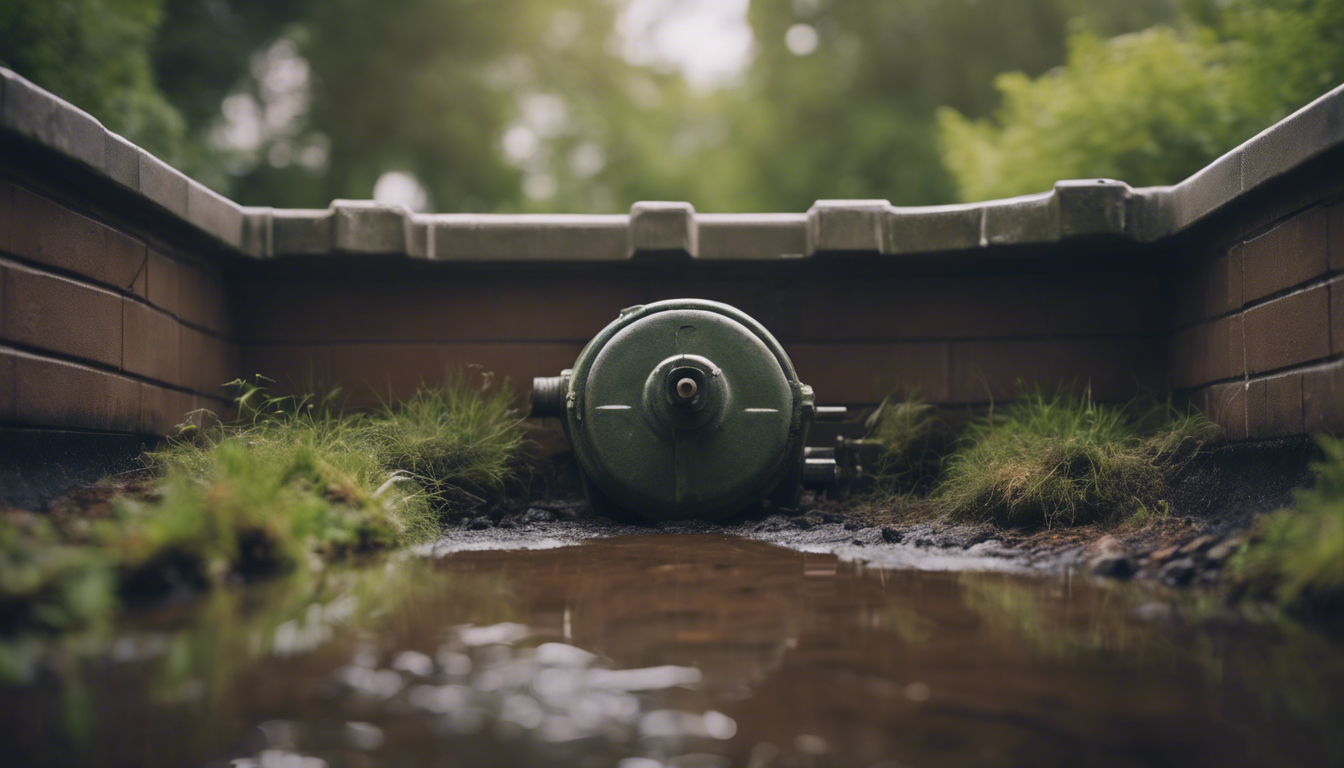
573,307,795,520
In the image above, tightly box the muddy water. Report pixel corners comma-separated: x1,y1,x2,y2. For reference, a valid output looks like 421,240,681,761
2,534,1343,768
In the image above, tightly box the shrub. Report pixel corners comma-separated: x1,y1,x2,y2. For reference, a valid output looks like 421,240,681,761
1233,435,1344,609
936,388,1217,527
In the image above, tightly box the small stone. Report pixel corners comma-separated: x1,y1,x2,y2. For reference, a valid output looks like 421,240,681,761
880,527,903,544
1135,601,1173,621
1178,535,1218,556
1205,540,1240,564
790,516,813,530
851,539,864,546
1085,534,1125,557
1089,554,1135,579
1150,546,1179,564
1159,558,1199,587
820,513,843,524
842,521,860,531
523,508,556,523
467,517,491,530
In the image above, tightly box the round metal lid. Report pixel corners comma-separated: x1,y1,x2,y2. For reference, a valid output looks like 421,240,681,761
579,308,794,519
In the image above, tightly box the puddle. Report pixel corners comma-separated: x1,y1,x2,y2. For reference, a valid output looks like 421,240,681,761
2,534,1342,767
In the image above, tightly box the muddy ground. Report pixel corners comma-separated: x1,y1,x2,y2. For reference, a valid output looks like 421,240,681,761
13,436,1319,592
430,437,1320,590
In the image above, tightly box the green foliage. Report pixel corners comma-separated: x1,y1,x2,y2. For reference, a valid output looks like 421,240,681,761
0,517,113,633
936,388,1218,527
362,380,524,509
866,398,949,496
0,375,523,634
939,0,1344,201
1234,435,1344,608
0,0,185,163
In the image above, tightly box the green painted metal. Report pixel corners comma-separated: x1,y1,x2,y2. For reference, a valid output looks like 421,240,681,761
551,299,814,521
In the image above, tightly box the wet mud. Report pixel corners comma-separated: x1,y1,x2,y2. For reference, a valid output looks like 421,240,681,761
4,534,1342,767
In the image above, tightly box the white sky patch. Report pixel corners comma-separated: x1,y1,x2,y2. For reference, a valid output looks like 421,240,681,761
373,171,429,211
617,0,754,91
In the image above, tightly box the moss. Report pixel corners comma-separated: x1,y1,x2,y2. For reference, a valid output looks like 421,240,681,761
1233,435,1344,611
935,388,1217,528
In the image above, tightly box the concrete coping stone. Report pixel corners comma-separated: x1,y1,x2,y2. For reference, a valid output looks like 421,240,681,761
2,66,1342,262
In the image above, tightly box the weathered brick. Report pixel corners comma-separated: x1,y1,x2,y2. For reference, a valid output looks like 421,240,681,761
1330,200,1344,272
240,344,333,394
327,342,582,411
2,265,123,368
123,300,180,383
1205,248,1243,317
1170,264,1205,330
106,228,147,297
0,346,14,422
785,342,949,404
1243,285,1331,374
138,382,194,436
949,338,1161,404
1303,364,1344,434
1242,207,1329,301
180,327,236,396
0,182,12,255
7,188,143,293
177,262,228,333
13,353,139,431
146,249,179,317
1247,374,1304,438
1209,313,1245,382
1333,277,1344,355
1205,381,1247,441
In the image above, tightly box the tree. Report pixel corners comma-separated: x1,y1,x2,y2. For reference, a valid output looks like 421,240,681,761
0,0,184,162
938,0,1344,201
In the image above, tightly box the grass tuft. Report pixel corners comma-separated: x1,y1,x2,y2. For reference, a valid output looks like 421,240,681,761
936,387,1218,528
1233,435,1344,609
0,374,524,631
866,397,950,496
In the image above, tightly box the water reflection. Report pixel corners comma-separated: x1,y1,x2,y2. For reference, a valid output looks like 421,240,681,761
1,534,1342,767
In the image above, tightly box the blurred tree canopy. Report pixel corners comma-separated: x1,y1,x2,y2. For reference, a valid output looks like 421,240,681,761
940,0,1344,201
1,0,1341,210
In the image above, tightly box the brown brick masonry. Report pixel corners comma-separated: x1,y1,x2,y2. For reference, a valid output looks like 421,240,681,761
4,63,1344,441
1173,198,1344,440
0,180,232,434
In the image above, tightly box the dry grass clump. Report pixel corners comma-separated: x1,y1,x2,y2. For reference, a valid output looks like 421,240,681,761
1233,435,1344,610
936,388,1218,528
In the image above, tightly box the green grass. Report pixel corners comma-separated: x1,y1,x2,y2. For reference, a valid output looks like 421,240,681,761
0,375,525,633
866,397,949,496
1233,435,1344,610
935,388,1218,528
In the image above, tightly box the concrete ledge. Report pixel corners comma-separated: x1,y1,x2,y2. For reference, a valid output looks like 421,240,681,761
3,66,1343,262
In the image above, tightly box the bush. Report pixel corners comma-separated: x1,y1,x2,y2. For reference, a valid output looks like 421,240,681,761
938,0,1344,201
936,388,1217,527
1233,435,1344,609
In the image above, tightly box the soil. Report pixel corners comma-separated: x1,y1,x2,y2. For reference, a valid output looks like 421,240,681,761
13,436,1322,592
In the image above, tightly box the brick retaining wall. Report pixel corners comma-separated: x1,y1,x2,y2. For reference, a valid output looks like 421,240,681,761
1,68,1342,444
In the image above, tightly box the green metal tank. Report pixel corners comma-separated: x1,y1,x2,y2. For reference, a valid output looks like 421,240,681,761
530,300,816,521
